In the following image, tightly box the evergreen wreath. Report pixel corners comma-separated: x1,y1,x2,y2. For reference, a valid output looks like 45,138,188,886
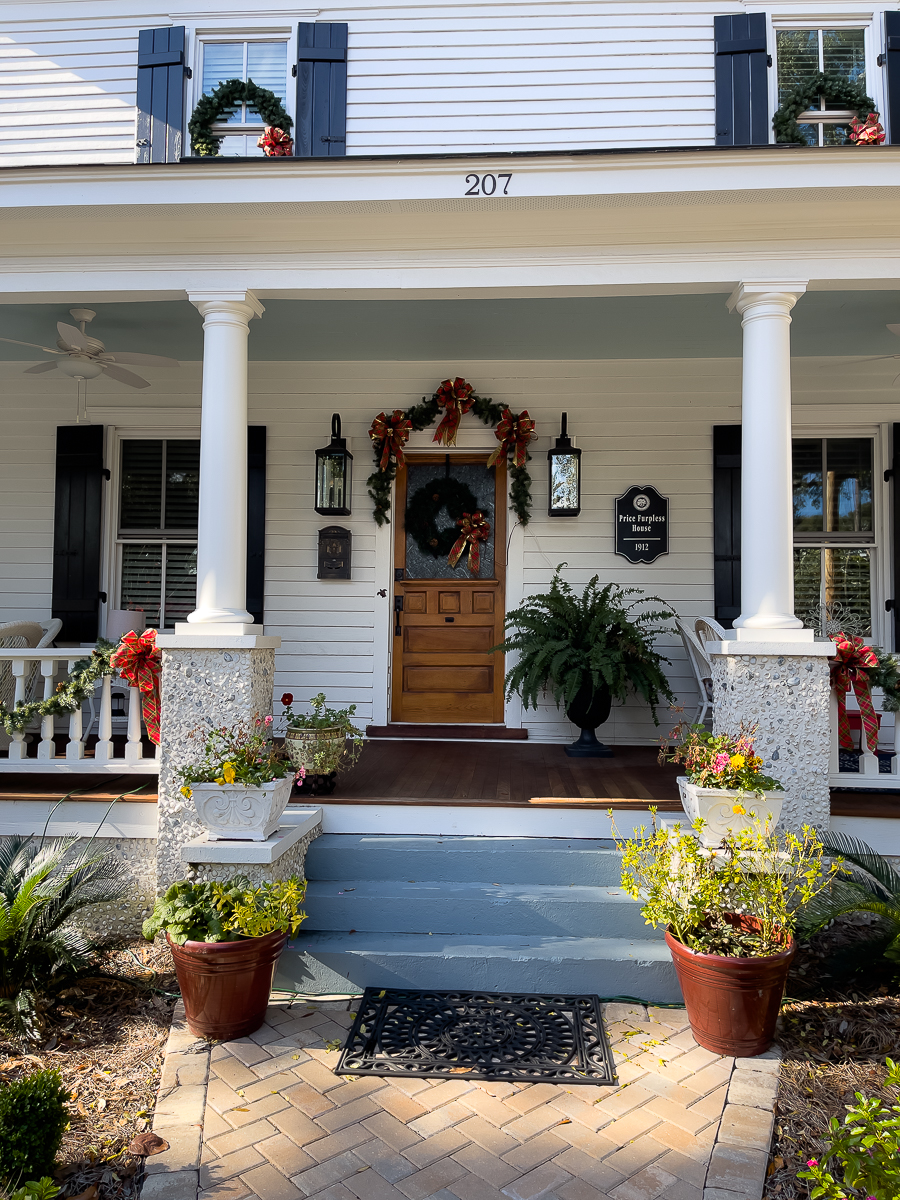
406,477,481,558
367,382,534,528
188,78,293,157
0,641,116,735
773,72,876,144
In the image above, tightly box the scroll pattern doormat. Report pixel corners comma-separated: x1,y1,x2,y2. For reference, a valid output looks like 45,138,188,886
336,987,617,1084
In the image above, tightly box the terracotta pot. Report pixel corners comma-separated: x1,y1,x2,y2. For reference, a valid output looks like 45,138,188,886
665,914,795,1056
167,929,287,1039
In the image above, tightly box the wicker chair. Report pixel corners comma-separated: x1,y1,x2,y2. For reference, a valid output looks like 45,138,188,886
675,618,715,725
694,616,729,648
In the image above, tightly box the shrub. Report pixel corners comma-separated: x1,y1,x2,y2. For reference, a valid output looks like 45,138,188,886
143,876,307,945
5,1180,59,1200
0,1071,69,1187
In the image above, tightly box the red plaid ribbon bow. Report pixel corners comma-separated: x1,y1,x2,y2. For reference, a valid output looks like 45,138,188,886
448,511,490,576
111,629,163,745
488,408,536,469
850,113,885,145
257,126,294,156
369,410,413,471
433,378,475,446
830,632,880,752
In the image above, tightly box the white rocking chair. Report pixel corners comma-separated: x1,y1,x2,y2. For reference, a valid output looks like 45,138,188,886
675,618,715,725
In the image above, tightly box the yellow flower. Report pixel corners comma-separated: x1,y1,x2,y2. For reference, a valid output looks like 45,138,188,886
180,785,192,800
215,777,225,786
732,803,747,815
223,761,236,784
729,754,745,770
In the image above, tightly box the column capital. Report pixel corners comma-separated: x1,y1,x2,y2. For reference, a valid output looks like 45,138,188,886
189,290,265,322
726,281,808,316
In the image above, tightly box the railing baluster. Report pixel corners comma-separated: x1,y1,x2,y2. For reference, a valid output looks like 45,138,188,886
125,683,143,764
7,659,28,761
37,659,57,760
94,675,113,764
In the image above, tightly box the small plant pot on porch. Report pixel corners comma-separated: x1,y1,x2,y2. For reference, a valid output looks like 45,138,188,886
167,929,288,1040
284,726,346,774
565,682,613,758
677,777,783,847
191,776,293,841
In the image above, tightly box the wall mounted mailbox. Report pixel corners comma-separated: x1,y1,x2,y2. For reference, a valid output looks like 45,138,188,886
318,526,352,579
615,485,669,564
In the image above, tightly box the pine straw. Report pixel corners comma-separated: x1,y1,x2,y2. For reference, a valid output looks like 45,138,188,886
0,939,178,1200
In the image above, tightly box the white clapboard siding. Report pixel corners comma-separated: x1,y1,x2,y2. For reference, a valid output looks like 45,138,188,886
0,0,738,166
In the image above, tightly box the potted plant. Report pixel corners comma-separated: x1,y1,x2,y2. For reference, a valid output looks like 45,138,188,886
280,692,363,794
663,721,784,847
178,718,297,841
143,875,306,1039
616,814,842,1056
493,566,674,757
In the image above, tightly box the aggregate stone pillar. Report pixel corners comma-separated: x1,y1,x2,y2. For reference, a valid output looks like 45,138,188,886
153,634,280,890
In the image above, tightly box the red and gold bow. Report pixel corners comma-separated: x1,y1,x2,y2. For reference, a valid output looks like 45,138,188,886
257,126,294,156
433,378,475,446
850,113,885,146
830,632,880,752
111,628,163,745
448,511,490,576
488,408,536,469
369,410,413,471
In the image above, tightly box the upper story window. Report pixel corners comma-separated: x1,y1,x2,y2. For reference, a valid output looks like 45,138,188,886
775,28,866,146
199,39,290,156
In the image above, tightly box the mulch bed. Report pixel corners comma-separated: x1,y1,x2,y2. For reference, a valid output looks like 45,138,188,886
765,913,900,1198
0,939,178,1200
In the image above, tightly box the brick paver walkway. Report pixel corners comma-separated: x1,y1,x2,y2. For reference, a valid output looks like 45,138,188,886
182,1000,777,1200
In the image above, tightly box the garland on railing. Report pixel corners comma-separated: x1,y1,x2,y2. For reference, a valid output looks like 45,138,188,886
0,640,117,736
188,79,293,157
773,72,877,144
366,377,535,527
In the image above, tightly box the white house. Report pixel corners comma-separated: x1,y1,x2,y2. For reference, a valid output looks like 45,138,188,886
1,0,899,995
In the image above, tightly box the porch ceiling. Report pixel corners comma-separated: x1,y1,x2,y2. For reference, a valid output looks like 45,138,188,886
1,290,900,361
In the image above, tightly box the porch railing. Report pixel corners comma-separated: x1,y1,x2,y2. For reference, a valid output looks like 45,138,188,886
828,688,898,790
0,650,159,773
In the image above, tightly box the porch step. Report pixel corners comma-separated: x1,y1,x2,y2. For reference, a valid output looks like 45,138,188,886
284,834,680,1003
365,724,528,740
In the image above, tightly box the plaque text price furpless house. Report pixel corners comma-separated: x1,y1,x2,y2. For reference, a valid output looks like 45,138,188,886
615,486,669,564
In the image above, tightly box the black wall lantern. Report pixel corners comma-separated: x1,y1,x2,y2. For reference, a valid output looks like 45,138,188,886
315,413,353,516
547,413,582,517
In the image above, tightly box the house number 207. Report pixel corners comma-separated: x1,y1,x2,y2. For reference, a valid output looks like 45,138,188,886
464,173,512,195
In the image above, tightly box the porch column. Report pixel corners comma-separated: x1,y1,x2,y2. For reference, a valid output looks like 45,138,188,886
185,290,264,632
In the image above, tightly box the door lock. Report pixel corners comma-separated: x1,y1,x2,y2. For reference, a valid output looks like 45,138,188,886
394,595,403,636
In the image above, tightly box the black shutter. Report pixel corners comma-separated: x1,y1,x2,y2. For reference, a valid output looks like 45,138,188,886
714,13,769,146
885,12,900,145
247,426,266,626
296,22,348,157
136,26,186,163
713,425,741,627
52,426,105,643
891,424,900,651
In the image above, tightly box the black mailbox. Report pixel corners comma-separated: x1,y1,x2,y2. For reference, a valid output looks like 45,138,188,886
318,526,351,580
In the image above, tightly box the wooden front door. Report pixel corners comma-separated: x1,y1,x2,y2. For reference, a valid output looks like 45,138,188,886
391,455,506,724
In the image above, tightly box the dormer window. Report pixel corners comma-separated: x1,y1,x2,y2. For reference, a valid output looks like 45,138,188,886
775,28,867,146
199,39,290,156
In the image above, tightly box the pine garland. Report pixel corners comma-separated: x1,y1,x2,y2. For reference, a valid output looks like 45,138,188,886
773,72,876,144
0,641,116,735
188,79,293,157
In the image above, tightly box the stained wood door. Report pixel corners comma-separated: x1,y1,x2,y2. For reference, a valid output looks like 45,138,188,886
391,455,506,724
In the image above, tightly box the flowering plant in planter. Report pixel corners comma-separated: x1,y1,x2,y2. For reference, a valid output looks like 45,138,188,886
280,692,363,777
663,722,782,794
176,719,295,797
143,876,307,945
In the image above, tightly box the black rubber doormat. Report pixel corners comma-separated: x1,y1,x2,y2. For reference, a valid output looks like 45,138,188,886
336,988,617,1084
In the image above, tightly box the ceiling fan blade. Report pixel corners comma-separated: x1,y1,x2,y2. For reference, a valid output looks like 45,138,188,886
887,324,900,337
101,362,151,389
0,336,62,354
57,321,92,352
817,355,900,368
101,351,180,368
23,360,59,374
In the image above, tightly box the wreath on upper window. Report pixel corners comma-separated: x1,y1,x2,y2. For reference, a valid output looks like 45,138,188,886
188,78,293,157
773,72,877,144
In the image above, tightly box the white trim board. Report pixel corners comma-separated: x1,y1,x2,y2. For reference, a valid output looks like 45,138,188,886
0,800,158,839
309,802,652,840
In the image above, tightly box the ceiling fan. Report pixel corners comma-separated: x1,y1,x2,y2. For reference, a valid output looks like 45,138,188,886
819,324,900,382
0,307,180,389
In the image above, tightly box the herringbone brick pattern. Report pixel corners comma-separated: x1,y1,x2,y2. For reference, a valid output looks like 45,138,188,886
196,1001,748,1200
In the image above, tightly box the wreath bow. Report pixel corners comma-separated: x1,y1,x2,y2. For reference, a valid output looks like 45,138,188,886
111,629,163,745
433,378,475,446
850,113,885,145
830,632,880,752
369,410,412,471
448,511,490,576
257,126,293,156
488,408,536,469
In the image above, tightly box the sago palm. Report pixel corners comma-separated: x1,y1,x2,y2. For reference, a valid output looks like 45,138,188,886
0,835,127,1039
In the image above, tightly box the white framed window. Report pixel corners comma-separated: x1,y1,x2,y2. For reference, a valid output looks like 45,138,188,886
115,438,199,630
196,36,291,156
774,25,869,145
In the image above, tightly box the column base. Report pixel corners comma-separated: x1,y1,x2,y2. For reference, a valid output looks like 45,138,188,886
175,621,264,637
733,626,814,643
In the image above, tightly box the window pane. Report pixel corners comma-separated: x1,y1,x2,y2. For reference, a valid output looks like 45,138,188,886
795,122,820,146
794,546,822,629
826,438,872,532
824,547,872,634
777,30,820,107
162,544,197,629
120,440,162,530
793,439,823,531
202,43,244,124
823,29,865,107
247,42,287,104
120,543,162,627
165,440,200,529
823,123,852,145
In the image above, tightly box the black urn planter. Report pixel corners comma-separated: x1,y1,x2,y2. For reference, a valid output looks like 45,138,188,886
564,683,613,758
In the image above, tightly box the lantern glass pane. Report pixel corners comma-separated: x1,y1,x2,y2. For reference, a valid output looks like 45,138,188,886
550,453,580,511
317,451,350,512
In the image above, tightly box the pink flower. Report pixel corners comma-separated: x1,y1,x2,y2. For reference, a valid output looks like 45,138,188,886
264,715,273,725
295,767,306,782
713,752,730,773
807,1160,818,1168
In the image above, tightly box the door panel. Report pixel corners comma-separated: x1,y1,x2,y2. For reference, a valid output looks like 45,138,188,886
391,454,506,724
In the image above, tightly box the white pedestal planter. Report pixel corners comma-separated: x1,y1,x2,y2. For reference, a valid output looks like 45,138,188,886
677,777,783,848
191,776,293,842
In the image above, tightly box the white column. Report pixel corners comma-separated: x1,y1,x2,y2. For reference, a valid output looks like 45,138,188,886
184,291,264,632
728,281,809,641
